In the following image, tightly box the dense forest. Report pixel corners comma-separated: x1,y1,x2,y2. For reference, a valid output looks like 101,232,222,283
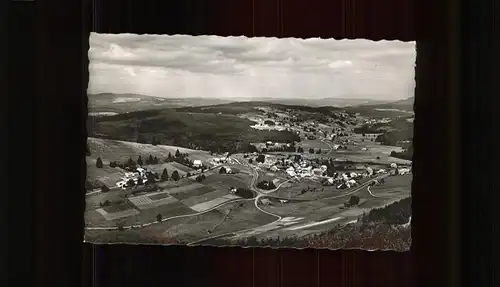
88,109,300,154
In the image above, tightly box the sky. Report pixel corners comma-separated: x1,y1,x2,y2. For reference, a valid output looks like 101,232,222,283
88,33,416,101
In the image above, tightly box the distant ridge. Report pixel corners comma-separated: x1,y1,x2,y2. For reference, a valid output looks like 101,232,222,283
350,96,414,111
87,93,235,114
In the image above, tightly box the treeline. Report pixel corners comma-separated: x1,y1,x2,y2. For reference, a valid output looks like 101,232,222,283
390,144,413,161
362,197,412,225
262,143,297,153
234,188,255,199
375,129,413,147
353,124,383,134
210,223,411,251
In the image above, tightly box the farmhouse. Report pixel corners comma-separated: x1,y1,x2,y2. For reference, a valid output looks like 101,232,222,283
397,168,411,175
213,157,229,164
221,166,232,173
116,166,155,189
193,159,203,168
366,167,374,176
261,198,271,205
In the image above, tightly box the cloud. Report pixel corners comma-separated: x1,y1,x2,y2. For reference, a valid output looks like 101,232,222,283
88,33,416,101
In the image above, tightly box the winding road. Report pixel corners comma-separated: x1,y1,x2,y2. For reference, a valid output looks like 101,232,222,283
187,171,389,245
85,156,390,246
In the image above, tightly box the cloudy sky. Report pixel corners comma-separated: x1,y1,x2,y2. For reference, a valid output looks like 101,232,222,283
88,33,415,101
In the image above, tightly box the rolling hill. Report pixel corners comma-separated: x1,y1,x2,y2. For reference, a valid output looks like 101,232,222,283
87,93,235,114
175,101,342,115
345,97,415,118
87,106,301,154
244,97,387,108
87,93,387,115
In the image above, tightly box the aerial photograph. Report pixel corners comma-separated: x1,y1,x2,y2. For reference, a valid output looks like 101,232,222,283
85,33,415,251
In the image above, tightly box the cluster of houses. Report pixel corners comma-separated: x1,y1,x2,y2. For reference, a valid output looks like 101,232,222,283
251,153,411,190
364,118,392,125
115,167,156,189
210,156,234,165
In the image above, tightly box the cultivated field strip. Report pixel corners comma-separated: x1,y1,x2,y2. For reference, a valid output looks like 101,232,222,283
189,197,236,212
128,194,179,210
180,189,230,207
96,208,140,221
165,182,205,195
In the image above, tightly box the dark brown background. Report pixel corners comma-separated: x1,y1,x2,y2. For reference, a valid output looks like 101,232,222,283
8,0,476,286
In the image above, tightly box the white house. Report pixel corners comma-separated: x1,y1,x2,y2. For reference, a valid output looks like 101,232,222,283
348,179,357,186
398,168,411,175
366,167,374,176
261,198,271,205
193,160,203,167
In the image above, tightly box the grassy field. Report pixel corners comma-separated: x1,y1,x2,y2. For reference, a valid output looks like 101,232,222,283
180,189,230,208
370,174,412,196
298,139,332,151
86,163,124,188
328,149,411,165
169,161,195,173
261,199,343,219
145,162,190,176
170,185,216,201
102,199,135,213
85,190,127,211
84,199,275,245
202,173,252,190
85,196,197,227
87,137,213,165
273,179,350,200
157,200,275,244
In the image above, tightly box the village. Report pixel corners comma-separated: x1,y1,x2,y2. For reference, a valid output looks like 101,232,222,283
85,101,413,248
90,103,412,203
